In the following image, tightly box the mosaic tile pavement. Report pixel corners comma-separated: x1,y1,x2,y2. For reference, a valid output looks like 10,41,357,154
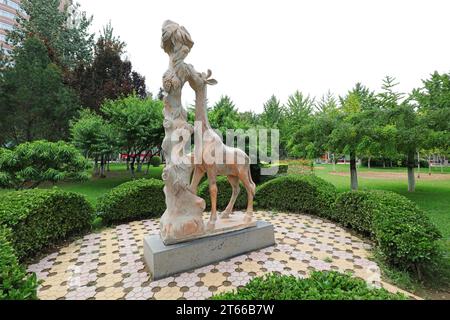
27,211,417,300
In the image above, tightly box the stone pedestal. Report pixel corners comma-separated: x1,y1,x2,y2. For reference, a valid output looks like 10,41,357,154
144,221,275,280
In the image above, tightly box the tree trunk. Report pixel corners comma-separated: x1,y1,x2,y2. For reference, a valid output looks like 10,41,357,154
383,160,386,168
137,156,143,173
368,157,371,169
407,151,415,192
428,156,432,175
440,155,444,173
130,156,136,178
93,157,99,177
350,151,358,190
332,154,336,173
417,151,420,179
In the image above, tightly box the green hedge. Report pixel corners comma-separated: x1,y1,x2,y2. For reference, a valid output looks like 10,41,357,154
256,175,337,218
0,189,94,260
198,176,248,211
211,272,406,300
335,190,442,274
0,227,39,300
334,191,376,236
97,178,165,224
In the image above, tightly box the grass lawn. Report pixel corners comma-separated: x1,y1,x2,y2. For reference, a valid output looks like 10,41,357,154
305,164,450,253
0,164,164,206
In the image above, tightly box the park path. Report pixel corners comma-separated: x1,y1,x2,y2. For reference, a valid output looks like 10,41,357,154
27,212,417,300
329,171,450,181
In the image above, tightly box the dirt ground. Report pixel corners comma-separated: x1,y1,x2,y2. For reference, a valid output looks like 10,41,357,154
328,171,450,181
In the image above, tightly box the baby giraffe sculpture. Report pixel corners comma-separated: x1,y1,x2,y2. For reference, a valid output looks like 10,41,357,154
188,69,256,230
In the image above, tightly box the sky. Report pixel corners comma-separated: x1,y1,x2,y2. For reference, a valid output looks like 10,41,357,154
77,0,450,113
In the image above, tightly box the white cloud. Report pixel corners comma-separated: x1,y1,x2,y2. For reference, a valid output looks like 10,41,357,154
77,0,450,112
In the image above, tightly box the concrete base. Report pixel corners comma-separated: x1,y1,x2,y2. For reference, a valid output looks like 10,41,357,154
144,221,275,280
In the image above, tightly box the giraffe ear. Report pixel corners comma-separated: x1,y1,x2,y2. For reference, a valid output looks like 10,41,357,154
206,79,218,86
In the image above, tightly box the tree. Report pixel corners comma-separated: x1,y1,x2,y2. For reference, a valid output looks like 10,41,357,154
0,140,89,190
414,71,450,168
378,76,427,192
329,84,376,190
0,37,80,145
72,23,147,112
7,0,94,71
101,95,164,177
70,109,118,177
209,96,245,134
284,91,315,158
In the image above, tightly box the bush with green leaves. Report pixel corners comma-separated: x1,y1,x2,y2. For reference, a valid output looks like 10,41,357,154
0,189,94,260
334,191,376,236
335,190,442,276
97,178,165,224
0,140,90,190
0,227,39,300
198,176,248,211
256,174,337,218
150,156,162,167
211,272,407,300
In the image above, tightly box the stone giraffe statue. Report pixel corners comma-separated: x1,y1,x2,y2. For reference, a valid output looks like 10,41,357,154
158,20,206,245
158,20,256,244
188,69,256,230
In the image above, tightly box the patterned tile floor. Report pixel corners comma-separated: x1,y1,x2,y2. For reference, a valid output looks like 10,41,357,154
27,211,416,300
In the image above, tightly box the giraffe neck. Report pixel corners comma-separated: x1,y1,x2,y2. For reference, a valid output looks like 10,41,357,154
195,86,211,130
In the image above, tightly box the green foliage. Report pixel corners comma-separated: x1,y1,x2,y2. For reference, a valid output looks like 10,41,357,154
198,176,248,211
256,175,337,218
0,37,80,144
335,191,376,235
7,0,94,69
0,226,39,300
208,95,248,133
0,189,94,260
73,24,146,111
211,272,406,300
335,190,442,275
97,178,165,224
150,156,161,167
101,95,164,176
0,140,90,190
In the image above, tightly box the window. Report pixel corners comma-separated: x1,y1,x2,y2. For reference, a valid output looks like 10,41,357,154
0,21,13,31
2,1,22,13
0,9,16,20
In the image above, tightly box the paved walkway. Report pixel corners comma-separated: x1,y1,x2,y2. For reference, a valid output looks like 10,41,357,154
27,211,415,300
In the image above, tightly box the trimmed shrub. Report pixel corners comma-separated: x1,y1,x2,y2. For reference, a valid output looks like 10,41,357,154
335,190,442,275
150,156,162,167
256,175,337,218
0,189,94,260
334,191,376,236
97,178,165,224
0,227,39,300
211,272,406,300
198,176,248,211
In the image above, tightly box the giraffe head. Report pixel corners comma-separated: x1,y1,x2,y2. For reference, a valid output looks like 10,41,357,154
201,69,218,87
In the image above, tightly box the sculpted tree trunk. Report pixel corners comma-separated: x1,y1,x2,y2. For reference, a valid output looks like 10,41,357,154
158,20,206,245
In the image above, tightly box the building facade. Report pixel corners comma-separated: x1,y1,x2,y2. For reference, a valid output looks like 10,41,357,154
0,0,72,55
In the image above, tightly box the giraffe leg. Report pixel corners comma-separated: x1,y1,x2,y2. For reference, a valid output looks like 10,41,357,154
240,168,256,223
207,171,218,231
222,175,240,219
190,167,205,194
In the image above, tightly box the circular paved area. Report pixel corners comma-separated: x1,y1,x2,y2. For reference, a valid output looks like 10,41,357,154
27,211,414,300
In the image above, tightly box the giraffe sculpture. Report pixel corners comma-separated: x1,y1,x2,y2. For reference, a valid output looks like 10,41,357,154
188,69,256,230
